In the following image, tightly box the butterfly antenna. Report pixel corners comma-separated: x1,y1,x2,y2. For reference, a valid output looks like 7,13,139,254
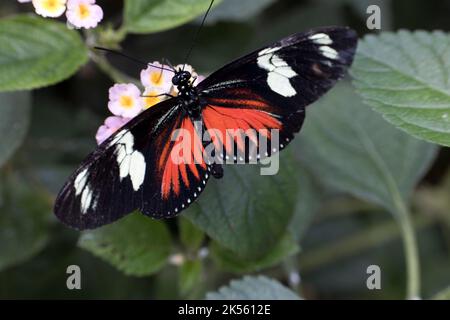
94,47,175,73
162,57,176,72
182,0,215,71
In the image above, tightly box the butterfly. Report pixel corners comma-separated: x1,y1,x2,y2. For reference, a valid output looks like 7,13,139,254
54,26,358,230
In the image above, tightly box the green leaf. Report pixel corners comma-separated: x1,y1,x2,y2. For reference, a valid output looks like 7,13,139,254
124,0,222,34
297,83,438,299
0,172,51,271
185,152,299,259
179,260,202,296
0,15,88,91
206,275,301,300
288,166,322,242
179,217,204,251
0,91,31,167
211,235,299,273
78,214,171,276
209,165,318,273
351,30,450,147
297,83,438,214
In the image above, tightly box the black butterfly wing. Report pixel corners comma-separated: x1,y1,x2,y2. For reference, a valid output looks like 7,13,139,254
197,26,358,162
54,98,210,230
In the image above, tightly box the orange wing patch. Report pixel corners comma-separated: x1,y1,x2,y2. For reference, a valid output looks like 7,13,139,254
202,105,282,155
160,117,206,199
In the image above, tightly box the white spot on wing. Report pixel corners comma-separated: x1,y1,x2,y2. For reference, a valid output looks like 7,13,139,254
80,186,93,214
257,54,273,71
277,66,297,78
267,72,297,97
92,196,99,210
129,151,146,191
259,46,281,55
74,168,88,196
74,168,96,214
320,46,339,60
309,33,333,45
112,130,147,191
108,130,126,147
116,145,127,165
257,47,298,97
119,154,131,180
122,132,134,153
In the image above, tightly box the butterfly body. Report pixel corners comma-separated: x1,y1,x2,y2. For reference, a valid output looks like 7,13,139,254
55,27,358,230
172,70,201,117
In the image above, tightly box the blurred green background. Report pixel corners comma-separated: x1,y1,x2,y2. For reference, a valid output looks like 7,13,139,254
0,0,449,299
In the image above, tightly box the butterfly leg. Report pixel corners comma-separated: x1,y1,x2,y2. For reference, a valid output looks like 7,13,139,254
210,163,223,179
142,93,175,99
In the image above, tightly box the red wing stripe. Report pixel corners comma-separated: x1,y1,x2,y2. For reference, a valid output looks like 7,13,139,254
182,117,206,168
179,161,190,188
202,105,283,156
160,117,205,199
202,107,232,153
171,161,180,195
161,155,172,198
205,107,247,153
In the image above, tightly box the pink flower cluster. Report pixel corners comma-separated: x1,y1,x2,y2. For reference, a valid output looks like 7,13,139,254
96,63,205,145
18,0,103,29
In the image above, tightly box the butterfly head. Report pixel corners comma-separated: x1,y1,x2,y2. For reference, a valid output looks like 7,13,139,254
172,70,192,86
172,69,199,108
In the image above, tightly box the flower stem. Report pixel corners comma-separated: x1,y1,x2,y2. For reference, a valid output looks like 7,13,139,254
394,196,421,299
90,50,139,85
355,127,421,300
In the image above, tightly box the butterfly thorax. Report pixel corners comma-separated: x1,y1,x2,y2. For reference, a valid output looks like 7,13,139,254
172,70,201,118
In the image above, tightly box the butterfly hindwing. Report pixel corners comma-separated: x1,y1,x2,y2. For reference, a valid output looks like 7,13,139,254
198,26,357,162
153,113,210,218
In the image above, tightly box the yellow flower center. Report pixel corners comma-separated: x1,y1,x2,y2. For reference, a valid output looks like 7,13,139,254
119,95,134,109
144,91,161,109
42,0,61,12
33,0,66,17
150,72,164,86
77,3,90,19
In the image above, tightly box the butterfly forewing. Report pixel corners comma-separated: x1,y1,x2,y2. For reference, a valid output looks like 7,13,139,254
198,27,357,162
54,98,209,229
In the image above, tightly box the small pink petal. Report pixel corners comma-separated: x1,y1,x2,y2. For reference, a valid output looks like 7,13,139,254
140,62,173,94
195,75,206,85
107,83,144,118
95,116,129,145
66,0,103,29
